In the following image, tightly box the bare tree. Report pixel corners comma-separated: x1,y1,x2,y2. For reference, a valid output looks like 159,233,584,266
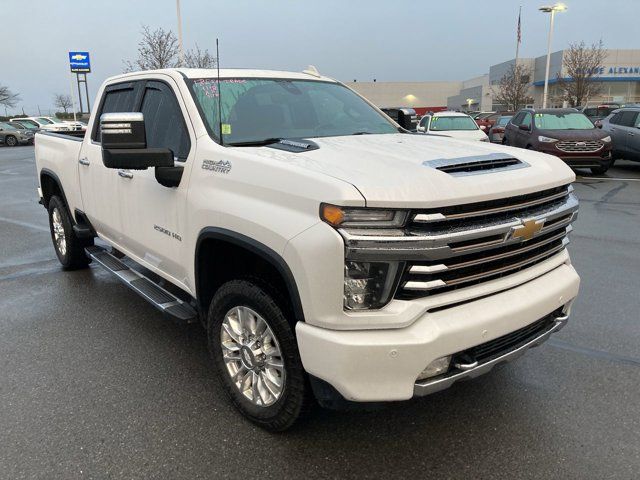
124,25,180,72
53,93,73,114
183,44,217,69
556,40,607,107
0,85,21,109
492,63,534,111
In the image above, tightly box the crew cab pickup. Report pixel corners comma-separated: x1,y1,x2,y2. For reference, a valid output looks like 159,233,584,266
35,68,580,431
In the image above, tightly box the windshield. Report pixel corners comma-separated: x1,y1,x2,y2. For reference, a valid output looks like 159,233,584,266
188,78,397,145
497,116,512,126
429,116,479,131
13,119,38,128
534,112,594,130
36,117,54,124
0,123,18,130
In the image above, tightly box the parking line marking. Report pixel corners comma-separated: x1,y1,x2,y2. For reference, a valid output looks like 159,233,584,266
0,216,49,233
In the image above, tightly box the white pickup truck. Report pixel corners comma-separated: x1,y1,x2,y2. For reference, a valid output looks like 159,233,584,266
35,68,580,431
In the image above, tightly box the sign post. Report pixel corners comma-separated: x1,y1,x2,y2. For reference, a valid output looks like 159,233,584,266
68,51,91,115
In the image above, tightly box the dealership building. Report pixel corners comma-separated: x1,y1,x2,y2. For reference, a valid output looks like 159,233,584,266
349,49,640,113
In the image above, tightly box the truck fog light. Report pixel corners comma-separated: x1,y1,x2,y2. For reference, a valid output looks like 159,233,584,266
343,261,402,310
417,356,451,381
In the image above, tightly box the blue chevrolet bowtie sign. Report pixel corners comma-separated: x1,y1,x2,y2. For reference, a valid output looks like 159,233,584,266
69,51,91,73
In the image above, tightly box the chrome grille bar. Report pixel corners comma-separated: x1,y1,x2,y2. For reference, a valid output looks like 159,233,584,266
413,185,572,223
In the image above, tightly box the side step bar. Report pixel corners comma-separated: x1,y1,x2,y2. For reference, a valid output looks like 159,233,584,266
85,245,197,323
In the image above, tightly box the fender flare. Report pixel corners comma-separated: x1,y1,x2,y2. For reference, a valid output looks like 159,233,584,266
40,168,71,211
195,227,305,323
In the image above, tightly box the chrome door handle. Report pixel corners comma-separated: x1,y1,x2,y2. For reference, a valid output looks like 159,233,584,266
78,157,90,166
118,169,133,179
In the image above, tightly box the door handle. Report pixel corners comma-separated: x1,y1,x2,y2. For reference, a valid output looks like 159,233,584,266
78,157,90,166
118,169,133,179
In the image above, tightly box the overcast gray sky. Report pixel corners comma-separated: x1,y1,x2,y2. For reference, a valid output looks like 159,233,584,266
2,0,638,115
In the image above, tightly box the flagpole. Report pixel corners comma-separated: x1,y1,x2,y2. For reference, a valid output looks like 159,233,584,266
515,5,522,66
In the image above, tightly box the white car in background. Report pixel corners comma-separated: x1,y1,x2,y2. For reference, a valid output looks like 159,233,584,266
417,111,489,142
37,116,85,132
10,117,72,133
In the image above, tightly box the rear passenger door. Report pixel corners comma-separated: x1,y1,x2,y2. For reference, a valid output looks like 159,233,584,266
117,79,194,288
79,81,142,244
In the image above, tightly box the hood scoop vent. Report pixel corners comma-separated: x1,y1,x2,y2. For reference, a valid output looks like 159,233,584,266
423,153,528,176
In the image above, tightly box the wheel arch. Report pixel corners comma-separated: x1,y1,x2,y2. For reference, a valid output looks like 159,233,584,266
195,227,305,326
40,168,70,210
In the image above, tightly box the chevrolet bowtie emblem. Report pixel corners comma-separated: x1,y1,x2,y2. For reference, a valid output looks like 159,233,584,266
511,218,545,241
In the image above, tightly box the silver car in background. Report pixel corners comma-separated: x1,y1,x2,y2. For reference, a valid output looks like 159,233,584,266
0,122,35,146
599,107,640,162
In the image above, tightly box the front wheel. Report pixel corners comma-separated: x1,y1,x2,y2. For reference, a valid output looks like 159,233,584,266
47,196,92,270
5,135,18,147
207,279,311,431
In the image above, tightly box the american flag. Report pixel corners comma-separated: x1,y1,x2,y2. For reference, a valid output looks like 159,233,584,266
517,7,522,44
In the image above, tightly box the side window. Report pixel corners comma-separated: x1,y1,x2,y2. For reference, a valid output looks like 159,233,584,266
619,111,639,127
634,112,640,128
521,113,532,128
419,116,430,128
511,112,525,125
609,112,623,125
93,83,138,141
140,82,191,160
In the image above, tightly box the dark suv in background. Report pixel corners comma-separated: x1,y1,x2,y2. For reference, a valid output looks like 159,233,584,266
504,108,613,174
599,106,640,163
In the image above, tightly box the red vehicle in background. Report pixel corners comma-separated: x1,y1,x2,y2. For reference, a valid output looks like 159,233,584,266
474,112,497,133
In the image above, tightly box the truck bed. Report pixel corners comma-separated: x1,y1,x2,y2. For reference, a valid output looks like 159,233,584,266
35,131,85,214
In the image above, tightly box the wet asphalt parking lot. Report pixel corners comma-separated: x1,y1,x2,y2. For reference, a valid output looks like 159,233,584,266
1,145,639,479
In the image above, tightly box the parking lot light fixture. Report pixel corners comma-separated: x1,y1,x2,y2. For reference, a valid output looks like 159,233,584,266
539,3,567,108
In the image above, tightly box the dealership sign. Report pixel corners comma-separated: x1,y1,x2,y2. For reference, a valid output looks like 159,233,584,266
578,66,640,75
69,51,91,73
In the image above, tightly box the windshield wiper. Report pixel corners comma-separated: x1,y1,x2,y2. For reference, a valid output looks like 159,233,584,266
226,138,282,147
351,131,373,135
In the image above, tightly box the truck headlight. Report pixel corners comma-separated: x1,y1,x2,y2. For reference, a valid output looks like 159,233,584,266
344,261,403,310
538,135,558,143
321,204,408,228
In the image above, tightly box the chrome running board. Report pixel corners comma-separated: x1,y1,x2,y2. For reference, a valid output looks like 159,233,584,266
85,245,197,323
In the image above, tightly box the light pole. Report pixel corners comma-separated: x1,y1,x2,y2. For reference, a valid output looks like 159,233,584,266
539,3,567,108
176,0,185,65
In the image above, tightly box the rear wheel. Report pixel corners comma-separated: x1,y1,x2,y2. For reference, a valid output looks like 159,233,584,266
5,135,18,147
207,279,311,431
47,196,92,270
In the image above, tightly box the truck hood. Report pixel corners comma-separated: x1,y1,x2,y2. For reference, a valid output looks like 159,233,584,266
248,133,576,208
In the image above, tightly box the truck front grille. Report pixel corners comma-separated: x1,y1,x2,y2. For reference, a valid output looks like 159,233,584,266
339,184,578,303
556,140,603,153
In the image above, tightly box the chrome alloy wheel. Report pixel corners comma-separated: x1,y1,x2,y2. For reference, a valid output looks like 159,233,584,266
220,306,285,407
51,208,67,256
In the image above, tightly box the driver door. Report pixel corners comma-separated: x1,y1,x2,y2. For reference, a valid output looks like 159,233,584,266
116,79,194,287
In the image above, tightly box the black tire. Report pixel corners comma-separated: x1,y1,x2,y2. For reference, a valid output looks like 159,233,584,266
590,164,610,175
5,135,18,147
47,195,92,270
207,279,311,431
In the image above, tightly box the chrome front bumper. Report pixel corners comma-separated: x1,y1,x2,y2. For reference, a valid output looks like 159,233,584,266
413,312,569,397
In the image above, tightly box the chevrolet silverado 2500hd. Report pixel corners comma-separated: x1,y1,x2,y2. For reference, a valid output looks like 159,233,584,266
35,68,580,431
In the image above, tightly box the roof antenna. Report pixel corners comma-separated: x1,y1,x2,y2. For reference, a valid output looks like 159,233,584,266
303,65,321,77
216,38,224,146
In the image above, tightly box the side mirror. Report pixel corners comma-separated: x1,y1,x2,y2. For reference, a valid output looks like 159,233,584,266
518,124,531,131
101,112,174,170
